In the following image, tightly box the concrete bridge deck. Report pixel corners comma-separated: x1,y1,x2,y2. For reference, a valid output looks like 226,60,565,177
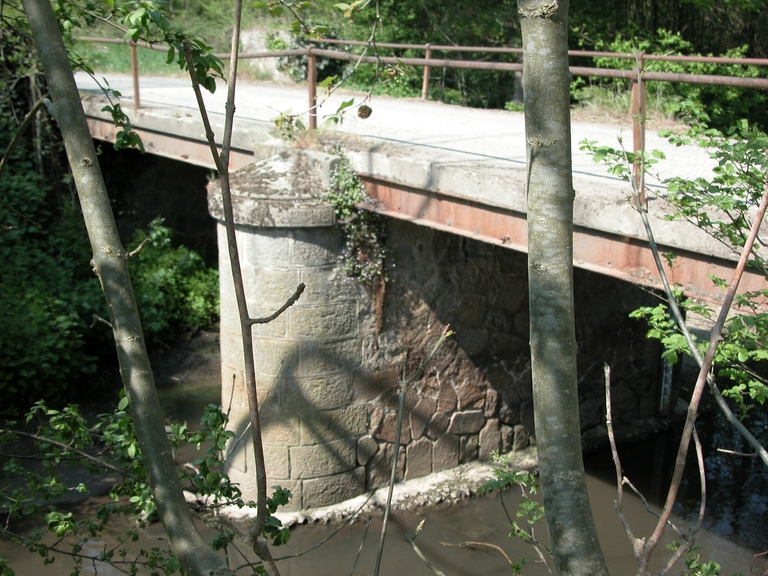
76,72,765,302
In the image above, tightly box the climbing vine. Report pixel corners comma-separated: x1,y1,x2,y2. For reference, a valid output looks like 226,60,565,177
324,154,387,287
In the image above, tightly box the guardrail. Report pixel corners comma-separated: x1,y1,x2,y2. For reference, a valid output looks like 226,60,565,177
74,35,768,189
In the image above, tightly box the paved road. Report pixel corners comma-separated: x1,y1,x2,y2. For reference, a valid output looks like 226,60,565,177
75,72,715,189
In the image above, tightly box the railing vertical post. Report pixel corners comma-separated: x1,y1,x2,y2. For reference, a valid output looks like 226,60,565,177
308,47,317,130
421,43,431,100
631,52,646,208
130,41,140,111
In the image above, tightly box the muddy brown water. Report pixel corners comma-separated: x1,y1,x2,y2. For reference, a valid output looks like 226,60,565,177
1,338,766,575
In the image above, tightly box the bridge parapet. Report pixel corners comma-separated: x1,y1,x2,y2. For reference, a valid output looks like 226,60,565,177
82,92,765,304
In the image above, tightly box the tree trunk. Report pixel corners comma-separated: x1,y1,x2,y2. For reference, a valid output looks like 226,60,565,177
518,1,610,574
20,1,233,574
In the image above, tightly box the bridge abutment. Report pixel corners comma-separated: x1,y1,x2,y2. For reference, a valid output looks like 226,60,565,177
209,149,665,511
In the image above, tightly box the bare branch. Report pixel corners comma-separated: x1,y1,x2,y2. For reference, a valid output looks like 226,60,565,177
604,364,641,557
639,173,768,572
405,520,448,576
249,283,305,325
440,540,514,565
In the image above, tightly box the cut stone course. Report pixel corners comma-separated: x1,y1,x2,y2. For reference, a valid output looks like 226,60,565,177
302,467,366,508
290,439,357,479
299,403,367,445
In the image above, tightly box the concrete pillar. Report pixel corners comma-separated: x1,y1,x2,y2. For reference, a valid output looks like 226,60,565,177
208,150,369,510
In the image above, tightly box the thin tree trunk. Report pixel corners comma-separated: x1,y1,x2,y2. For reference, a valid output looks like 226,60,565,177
21,1,233,574
518,1,610,574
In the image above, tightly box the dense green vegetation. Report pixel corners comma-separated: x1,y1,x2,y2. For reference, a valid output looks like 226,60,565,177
254,0,768,130
0,13,219,415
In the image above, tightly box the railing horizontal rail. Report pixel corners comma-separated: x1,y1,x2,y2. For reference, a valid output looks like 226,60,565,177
73,34,768,192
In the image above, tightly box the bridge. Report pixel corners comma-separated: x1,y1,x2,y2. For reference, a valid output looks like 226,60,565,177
77,72,765,510
77,72,764,303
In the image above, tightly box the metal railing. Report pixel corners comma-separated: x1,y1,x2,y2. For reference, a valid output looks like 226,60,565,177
74,35,768,184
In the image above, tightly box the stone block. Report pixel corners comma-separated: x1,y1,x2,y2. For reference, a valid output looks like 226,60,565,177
447,410,486,434
513,424,529,452
456,327,489,357
366,442,405,489
460,435,479,463
300,403,367,445
433,434,459,472
241,267,302,309
264,444,289,479
437,380,457,412
409,396,436,440
457,382,485,410
500,424,514,453
286,374,353,410
298,338,362,376
353,367,399,401
290,439,357,479
427,412,449,440
289,303,358,341
235,228,291,269
374,412,411,444
225,469,303,512
479,418,500,461
300,267,364,305
484,388,499,418
357,435,379,466
289,228,341,267
252,340,298,377
405,438,433,480
455,294,487,327
260,410,300,445
302,467,366,508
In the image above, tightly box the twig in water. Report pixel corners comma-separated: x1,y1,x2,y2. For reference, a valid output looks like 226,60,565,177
440,540,513,565
405,520,447,576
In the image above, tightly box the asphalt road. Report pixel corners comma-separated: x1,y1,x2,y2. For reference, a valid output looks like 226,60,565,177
75,72,716,189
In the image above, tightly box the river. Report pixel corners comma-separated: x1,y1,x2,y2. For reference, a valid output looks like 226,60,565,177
1,376,765,575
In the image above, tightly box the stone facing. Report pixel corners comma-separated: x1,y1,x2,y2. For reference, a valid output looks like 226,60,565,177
213,151,663,510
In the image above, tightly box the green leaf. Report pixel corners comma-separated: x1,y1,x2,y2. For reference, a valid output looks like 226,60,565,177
118,396,129,411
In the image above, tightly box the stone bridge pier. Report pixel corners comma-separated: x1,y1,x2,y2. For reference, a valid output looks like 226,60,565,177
208,149,666,511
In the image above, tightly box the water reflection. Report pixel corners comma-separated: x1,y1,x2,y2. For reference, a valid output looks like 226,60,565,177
1,378,765,575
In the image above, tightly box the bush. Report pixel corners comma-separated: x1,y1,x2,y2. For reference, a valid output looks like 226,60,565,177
127,218,219,339
0,119,105,413
573,29,768,131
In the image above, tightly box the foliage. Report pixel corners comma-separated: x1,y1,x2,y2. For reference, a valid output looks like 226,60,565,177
0,109,107,414
478,453,552,574
582,118,768,416
266,30,346,83
0,401,291,574
127,218,219,340
572,28,768,131
323,154,386,285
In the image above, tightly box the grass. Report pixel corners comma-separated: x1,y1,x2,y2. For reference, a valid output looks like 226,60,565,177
72,41,188,77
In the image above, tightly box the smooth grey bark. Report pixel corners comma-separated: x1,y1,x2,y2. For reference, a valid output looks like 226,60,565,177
21,1,234,574
518,1,610,574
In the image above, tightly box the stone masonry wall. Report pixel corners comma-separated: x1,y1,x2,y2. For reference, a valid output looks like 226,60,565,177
212,152,663,510
354,218,663,490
